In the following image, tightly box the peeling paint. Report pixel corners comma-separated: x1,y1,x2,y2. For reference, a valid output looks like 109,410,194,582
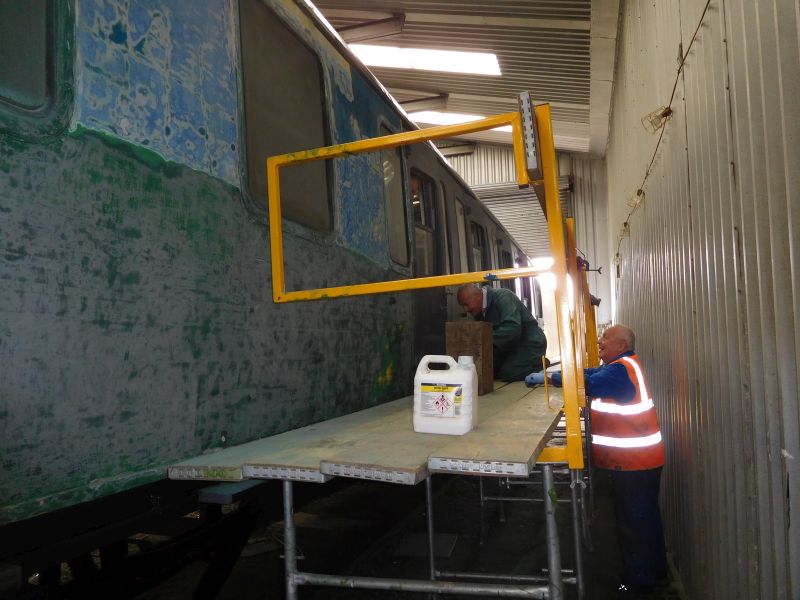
73,0,239,183
0,0,419,527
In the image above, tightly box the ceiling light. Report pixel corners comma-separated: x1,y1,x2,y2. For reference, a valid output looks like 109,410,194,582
350,45,501,76
409,111,512,133
408,111,484,126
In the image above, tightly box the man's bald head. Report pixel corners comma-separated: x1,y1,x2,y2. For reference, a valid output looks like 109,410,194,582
457,284,483,317
598,325,636,363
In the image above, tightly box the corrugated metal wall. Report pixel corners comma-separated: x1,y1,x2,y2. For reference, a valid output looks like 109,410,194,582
570,157,612,326
445,142,524,186
573,1,799,598
445,143,572,260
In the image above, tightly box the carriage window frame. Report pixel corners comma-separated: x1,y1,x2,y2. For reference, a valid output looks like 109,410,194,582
454,198,470,273
411,169,436,230
410,169,438,277
381,124,409,266
437,182,452,275
470,221,489,272
532,277,544,319
0,0,74,139
498,247,514,290
239,0,332,232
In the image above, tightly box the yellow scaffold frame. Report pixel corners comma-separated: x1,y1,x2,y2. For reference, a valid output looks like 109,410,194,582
266,104,587,468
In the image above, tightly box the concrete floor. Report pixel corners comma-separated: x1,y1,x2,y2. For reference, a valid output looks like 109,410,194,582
134,472,687,600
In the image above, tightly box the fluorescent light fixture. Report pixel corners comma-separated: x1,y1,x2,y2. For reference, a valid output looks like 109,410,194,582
408,111,484,126
350,44,501,76
530,257,554,270
409,111,513,133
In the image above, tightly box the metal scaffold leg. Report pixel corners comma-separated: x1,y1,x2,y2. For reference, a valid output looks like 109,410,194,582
283,480,299,600
570,469,586,600
542,465,563,600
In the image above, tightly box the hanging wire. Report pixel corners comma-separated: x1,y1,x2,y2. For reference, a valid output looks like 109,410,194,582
614,0,713,268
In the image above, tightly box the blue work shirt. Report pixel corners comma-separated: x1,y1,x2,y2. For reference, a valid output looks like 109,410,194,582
550,351,637,403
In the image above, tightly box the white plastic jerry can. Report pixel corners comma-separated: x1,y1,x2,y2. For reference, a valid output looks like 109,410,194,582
413,355,478,435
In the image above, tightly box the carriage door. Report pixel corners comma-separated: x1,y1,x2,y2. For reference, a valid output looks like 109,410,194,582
411,170,447,360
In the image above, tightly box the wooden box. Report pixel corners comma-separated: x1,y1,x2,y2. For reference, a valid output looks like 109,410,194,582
445,321,494,395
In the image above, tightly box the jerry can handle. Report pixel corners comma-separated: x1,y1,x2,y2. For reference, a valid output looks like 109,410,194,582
419,355,457,372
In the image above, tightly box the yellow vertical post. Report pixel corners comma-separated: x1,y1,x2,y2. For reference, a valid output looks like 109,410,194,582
535,104,583,468
267,156,286,303
582,268,600,368
565,219,587,409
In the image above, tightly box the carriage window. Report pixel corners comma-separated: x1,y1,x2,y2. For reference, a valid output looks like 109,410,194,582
532,277,544,319
382,125,408,265
240,0,331,231
455,199,469,272
522,277,534,310
438,183,451,274
412,171,437,276
499,248,514,290
0,0,49,110
470,222,488,271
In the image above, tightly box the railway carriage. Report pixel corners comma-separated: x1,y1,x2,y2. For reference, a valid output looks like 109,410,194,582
0,0,535,586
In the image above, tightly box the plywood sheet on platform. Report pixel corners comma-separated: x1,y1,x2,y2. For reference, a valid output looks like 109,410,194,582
168,382,561,484
319,383,552,483
168,399,406,481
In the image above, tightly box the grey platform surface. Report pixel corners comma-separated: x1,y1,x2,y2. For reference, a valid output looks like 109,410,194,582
168,382,563,484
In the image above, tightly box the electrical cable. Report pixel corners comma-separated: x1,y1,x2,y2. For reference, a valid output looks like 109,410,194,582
615,0,713,267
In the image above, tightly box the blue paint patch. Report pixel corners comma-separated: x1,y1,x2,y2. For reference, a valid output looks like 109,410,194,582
73,0,239,185
327,67,404,264
109,22,128,45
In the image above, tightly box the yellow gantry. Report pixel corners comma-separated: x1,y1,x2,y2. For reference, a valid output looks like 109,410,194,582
265,103,588,469
267,112,534,303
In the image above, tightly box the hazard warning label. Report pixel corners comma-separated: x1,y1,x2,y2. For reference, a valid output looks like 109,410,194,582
420,383,462,418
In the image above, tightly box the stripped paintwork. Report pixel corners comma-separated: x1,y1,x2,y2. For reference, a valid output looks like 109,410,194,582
0,0,413,524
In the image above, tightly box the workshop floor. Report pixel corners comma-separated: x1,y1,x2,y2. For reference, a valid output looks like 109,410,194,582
135,472,687,600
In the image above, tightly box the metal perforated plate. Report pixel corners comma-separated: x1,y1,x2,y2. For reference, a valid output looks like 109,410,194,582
428,457,530,477
243,465,331,483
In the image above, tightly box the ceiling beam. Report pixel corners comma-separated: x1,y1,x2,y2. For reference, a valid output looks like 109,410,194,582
589,0,620,156
400,93,449,112
435,142,476,157
389,89,589,113
322,9,590,32
337,14,405,43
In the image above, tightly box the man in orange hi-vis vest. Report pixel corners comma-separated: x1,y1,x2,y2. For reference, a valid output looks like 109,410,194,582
527,325,668,596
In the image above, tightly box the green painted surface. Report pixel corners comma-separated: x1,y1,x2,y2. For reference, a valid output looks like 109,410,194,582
0,128,414,524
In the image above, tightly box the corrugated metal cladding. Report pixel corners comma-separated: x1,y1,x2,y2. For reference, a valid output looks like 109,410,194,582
569,157,611,326
443,143,572,259
572,1,799,598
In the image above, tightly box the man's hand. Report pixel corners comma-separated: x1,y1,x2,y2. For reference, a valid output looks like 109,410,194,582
525,371,546,387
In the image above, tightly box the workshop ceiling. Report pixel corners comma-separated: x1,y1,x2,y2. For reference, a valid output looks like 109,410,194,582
312,0,620,155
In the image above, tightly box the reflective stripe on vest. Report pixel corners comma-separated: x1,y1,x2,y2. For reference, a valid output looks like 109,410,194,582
591,357,653,415
593,431,662,448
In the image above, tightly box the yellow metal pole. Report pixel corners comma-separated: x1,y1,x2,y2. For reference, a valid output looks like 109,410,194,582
582,268,600,368
510,112,531,187
276,266,549,303
265,112,544,303
267,156,286,303
535,104,584,469
537,447,567,463
272,113,521,169
565,219,587,408
542,356,551,410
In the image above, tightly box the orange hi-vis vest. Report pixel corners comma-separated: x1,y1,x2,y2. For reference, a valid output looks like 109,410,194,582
590,354,665,471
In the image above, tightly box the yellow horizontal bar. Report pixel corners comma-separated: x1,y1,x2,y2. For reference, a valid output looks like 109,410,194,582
274,266,547,303
536,446,567,464
268,113,521,169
